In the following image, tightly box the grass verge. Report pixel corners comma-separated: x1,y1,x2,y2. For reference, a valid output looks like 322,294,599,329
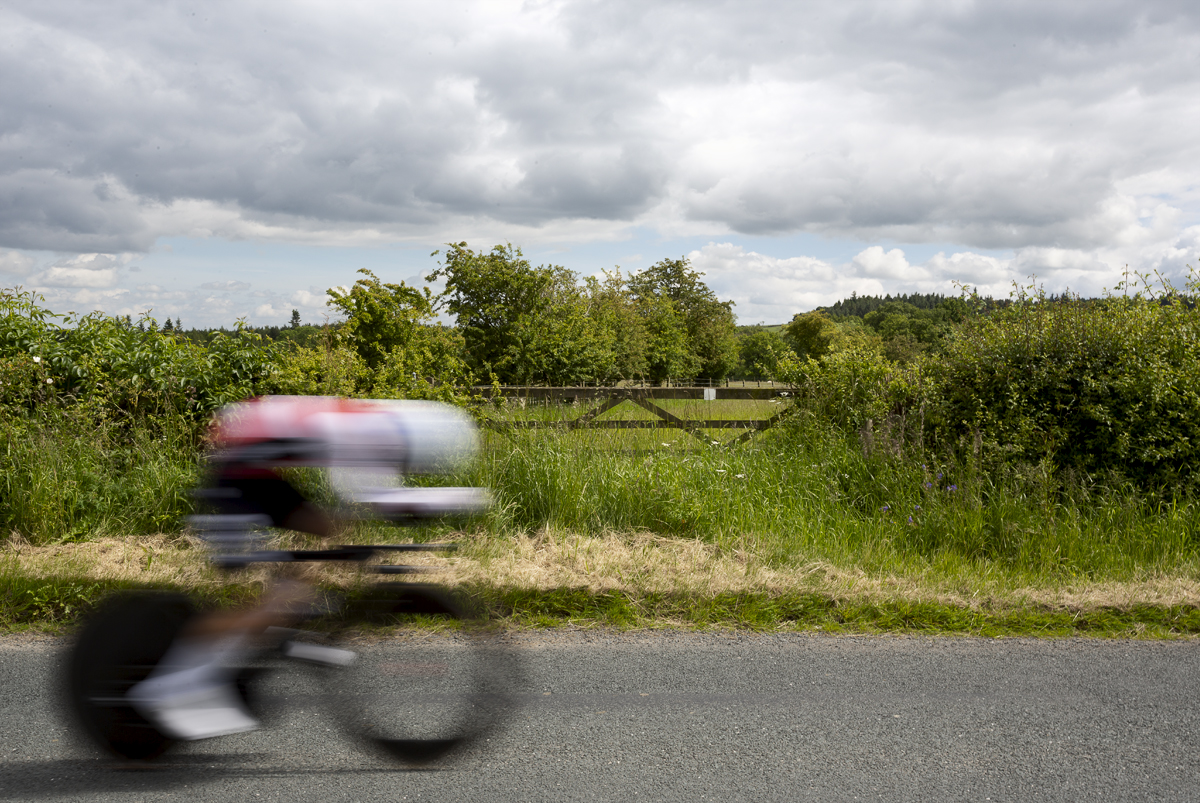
4,531,1199,639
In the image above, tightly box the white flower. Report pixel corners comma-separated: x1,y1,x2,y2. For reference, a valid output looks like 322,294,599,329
45,378,53,384
716,469,727,473
661,443,670,447
735,474,746,479
31,356,40,363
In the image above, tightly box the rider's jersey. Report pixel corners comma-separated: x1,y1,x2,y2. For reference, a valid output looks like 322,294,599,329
210,396,479,474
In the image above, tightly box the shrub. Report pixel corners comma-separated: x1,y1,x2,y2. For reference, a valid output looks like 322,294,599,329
929,276,1200,491
774,345,933,449
0,287,279,420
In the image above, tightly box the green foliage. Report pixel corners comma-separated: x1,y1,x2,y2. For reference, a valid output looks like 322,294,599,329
327,269,438,371
862,301,950,343
860,301,956,363
0,287,279,419
774,272,1200,495
782,311,839,360
182,323,326,348
472,405,1200,588
428,243,612,385
627,257,738,381
930,277,1200,490
264,342,370,397
425,246,739,386
584,271,649,382
7,257,1200,603
774,345,931,437
639,294,697,382
368,325,477,403
320,268,478,401
819,291,955,318
0,406,200,543
782,311,883,362
735,327,792,380
0,287,280,544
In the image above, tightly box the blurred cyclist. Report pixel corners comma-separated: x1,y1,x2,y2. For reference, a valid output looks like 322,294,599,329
128,396,481,741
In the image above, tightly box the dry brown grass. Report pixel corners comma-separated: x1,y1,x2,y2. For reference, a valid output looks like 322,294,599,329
449,528,1200,613
2,532,367,592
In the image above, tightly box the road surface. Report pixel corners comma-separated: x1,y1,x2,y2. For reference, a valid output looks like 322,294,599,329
2,630,1198,801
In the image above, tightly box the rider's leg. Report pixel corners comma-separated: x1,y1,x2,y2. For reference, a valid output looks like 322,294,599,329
129,499,337,740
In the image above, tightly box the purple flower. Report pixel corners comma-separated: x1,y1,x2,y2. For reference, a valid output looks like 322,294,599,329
914,505,921,511
937,472,943,480
907,516,914,524
947,484,957,492
923,482,933,489
880,505,890,512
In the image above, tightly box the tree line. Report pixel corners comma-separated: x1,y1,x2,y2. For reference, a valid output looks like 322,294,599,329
4,252,1200,494
180,244,746,387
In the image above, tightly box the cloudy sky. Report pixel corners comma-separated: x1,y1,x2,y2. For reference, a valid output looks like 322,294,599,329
2,0,1199,327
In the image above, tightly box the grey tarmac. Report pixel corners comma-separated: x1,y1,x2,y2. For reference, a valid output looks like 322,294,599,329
2,630,1198,802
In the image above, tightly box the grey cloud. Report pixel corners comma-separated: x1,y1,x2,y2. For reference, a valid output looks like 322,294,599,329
2,1,1200,253
0,170,154,251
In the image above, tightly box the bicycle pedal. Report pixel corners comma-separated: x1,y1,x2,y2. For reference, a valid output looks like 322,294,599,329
282,641,357,667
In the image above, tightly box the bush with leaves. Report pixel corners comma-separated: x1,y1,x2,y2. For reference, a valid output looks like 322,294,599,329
0,287,281,542
317,268,480,401
327,269,439,371
929,276,1200,490
264,342,370,397
775,345,931,441
0,287,279,420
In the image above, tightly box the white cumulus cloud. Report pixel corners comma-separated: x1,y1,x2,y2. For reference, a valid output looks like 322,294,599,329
0,250,37,276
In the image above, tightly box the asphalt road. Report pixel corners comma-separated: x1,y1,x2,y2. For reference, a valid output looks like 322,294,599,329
2,630,1199,802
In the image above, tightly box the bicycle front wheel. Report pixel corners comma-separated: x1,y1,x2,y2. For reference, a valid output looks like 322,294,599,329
307,583,516,764
65,591,195,760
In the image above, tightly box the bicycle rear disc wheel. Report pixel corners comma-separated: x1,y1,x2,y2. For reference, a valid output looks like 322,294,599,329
65,591,196,760
311,583,515,764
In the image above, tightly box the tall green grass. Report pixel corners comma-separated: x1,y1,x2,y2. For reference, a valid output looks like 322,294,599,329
3,395,1199,591
472,404,1200,585
0,407,201,543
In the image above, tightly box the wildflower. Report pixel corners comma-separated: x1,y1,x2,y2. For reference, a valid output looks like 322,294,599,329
735,473,746,479
946,484,957,492
716,469,727,473
661,443,670,447
923,482,933,489
32,356,41,364
937,472,943,480
45,378,52,384
914,505,921,511
710,441,720,446
880,505,890,512
907,516,913,524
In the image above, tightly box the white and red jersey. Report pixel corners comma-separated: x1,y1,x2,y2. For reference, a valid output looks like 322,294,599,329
210,396,479,474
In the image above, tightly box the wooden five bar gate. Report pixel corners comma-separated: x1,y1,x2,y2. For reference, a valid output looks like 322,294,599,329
476,386,794,447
